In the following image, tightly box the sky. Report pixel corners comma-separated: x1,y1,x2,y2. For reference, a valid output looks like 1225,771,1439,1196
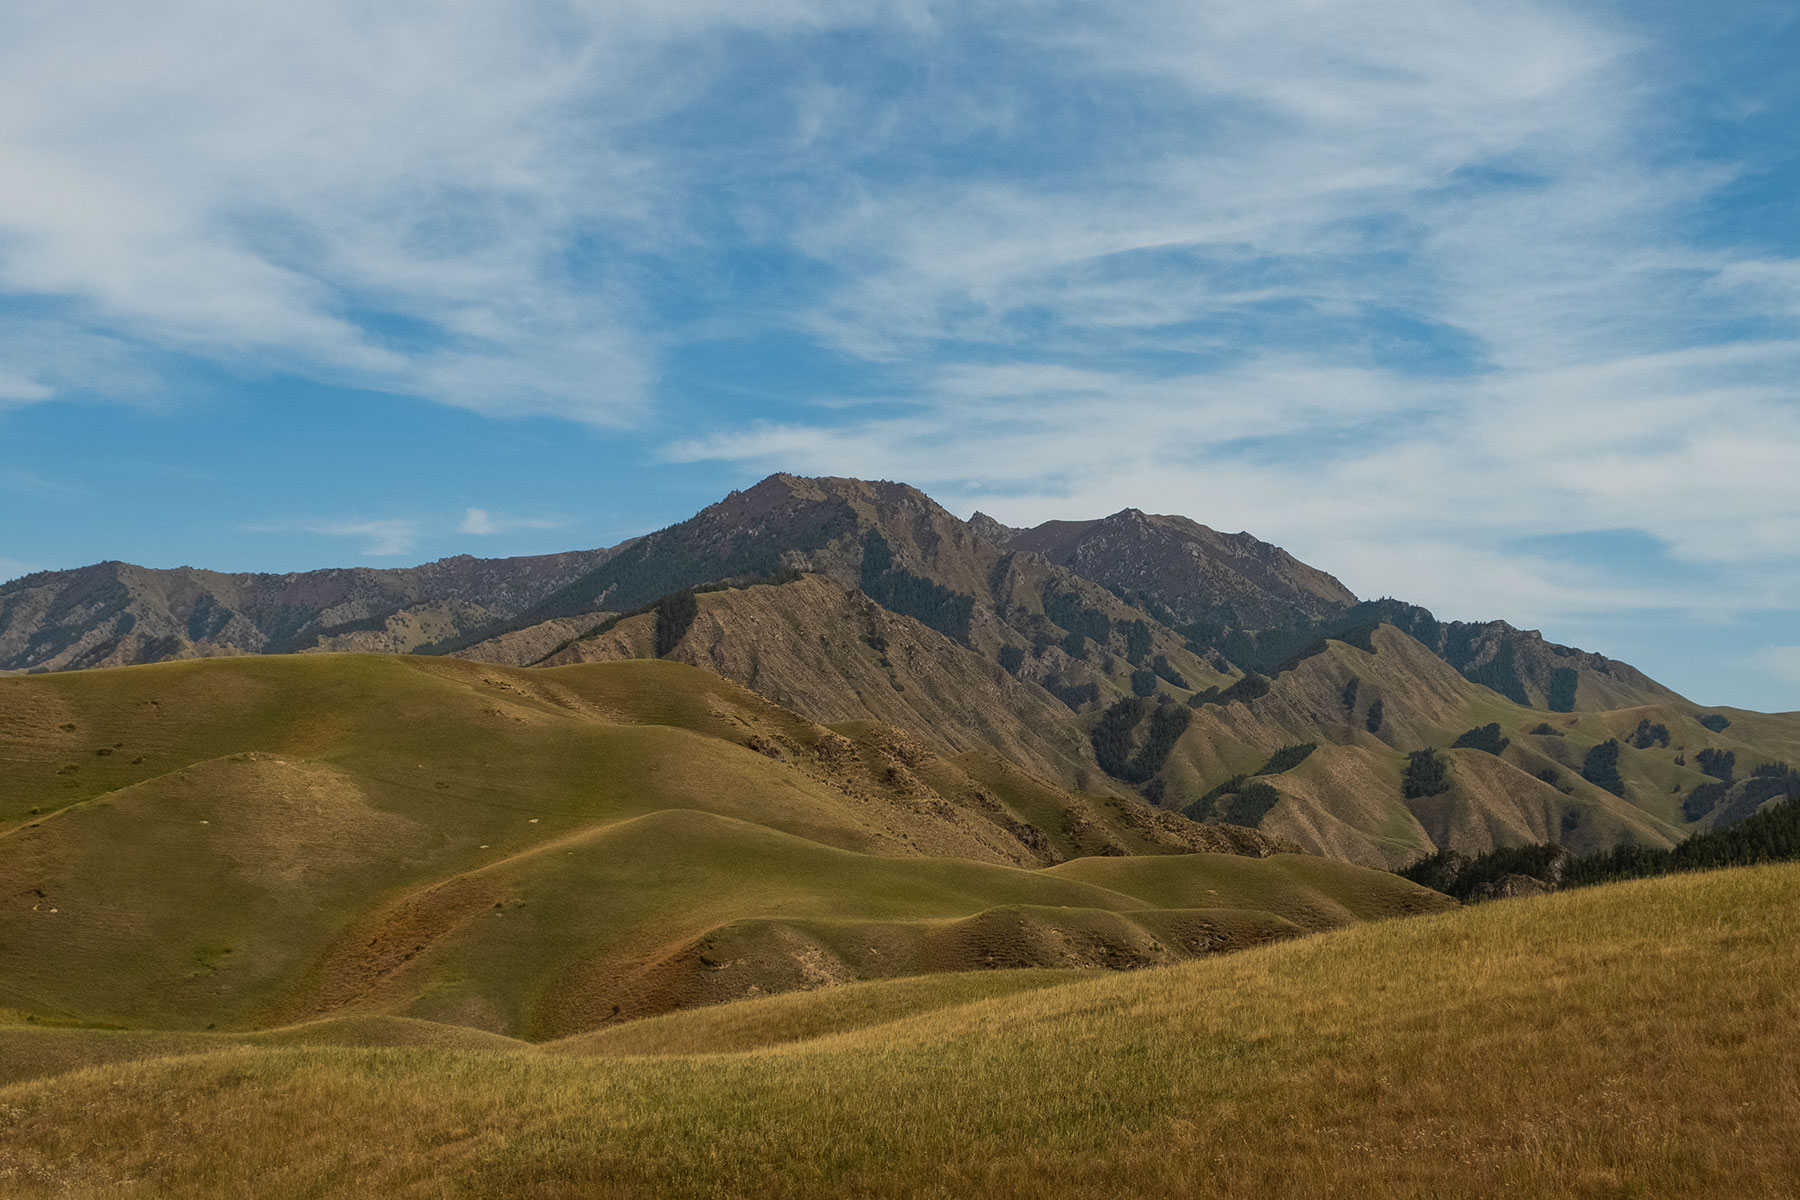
0,0,1796,710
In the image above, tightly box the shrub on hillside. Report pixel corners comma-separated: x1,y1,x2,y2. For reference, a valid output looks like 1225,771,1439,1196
1130,669,1158,698
1341,676,1360,714
1699,713,1732,733
997,645,1025,675
1629,719,1671,750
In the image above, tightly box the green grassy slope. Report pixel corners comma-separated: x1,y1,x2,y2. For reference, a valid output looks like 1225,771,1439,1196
2,863,1793,1198
0,654,1411,1037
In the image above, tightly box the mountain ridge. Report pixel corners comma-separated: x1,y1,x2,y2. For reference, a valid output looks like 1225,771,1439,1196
6,472,1794,869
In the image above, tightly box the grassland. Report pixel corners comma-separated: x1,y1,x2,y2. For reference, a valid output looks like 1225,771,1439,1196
0,654,1432,1037
2,863,1795,1198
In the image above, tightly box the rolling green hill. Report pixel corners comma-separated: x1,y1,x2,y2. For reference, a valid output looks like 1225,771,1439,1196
0,653,1436,1037
2,862,1793,1197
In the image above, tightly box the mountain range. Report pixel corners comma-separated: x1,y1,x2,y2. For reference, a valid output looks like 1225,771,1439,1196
5,472,1794,869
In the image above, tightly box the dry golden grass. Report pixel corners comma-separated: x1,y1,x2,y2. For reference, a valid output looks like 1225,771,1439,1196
2,863,1796,1198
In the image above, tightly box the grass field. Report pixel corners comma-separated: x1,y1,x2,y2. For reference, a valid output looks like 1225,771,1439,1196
0,654,1432,1036
1,863,1794,1197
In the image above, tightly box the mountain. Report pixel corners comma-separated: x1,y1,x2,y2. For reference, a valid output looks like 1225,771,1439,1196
983,506,1357,627
5,472,1795,869
0,547,623,672
0,652,1419,1039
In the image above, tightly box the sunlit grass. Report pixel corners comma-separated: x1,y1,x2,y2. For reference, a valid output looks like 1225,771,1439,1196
3,863,1795,1198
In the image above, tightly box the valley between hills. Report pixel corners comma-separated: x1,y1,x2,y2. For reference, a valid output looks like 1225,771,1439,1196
3,472,1798,1197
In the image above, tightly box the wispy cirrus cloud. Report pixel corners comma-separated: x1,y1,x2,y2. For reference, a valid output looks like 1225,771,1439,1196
1764,647,1800,687
458,508,563,536
245,518,423,558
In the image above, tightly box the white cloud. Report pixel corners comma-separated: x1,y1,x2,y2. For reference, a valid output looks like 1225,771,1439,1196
245,518,422,558
459,508,562,536
1763,647,1800,686
0,555,38,582
0,0,926,419
0,372,51,404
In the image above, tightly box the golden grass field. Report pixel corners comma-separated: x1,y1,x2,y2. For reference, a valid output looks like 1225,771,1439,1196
3,862,1796,1198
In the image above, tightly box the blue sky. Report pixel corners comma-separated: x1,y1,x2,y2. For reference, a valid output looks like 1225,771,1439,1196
1,0,1796,710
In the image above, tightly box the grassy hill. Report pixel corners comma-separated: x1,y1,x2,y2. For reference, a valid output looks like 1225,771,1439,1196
2,862,1794,1197
0,653,1434,1037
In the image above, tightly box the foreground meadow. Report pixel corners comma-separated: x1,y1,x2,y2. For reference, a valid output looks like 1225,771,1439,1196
3,862,1796,1198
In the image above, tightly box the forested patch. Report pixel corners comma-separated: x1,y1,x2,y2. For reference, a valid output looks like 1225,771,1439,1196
1548,667,1579,713
1188,672,1270,709
1404,793,1800,903
1121,619,1152,664
1402,748,1451,799
1696,748,1736,783
1683,782,1729,821
1364,697,1385,734
1151,654,1189,689
1184,777,1282,826
1092,697,1191,784
1629,719,1670,750
1043,591,1111,646
1042,676,1099,712
1255,743,1317,775
1582,739,1625,796
1699,713,1732,733
653,590,699,657
1451,723,1510,756
860,530,975,643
